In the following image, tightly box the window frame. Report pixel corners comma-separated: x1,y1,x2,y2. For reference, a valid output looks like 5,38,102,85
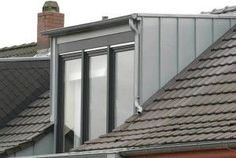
56,43,134,152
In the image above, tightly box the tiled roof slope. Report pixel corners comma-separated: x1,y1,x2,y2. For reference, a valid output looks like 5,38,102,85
0,59,51,156
0,91,52,156
0,60,50,126
0,43,37,58
77,25,236,151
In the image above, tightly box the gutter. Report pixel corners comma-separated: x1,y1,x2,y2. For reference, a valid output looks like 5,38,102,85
120,140,236,157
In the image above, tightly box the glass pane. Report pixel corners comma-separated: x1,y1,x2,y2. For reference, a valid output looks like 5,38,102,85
115,50,134,127
64,59,81,148
89,55,107,139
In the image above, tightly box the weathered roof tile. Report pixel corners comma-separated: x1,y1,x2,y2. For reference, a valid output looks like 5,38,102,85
0,43,37,58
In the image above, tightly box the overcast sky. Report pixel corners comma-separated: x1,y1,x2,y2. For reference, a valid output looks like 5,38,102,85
0,0,235,48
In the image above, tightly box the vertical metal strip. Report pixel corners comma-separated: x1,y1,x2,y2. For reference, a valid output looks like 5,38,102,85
212,18,215,42
107,46,115,132
56,56,65,153
194,18,197,58
176,18,179,73
158,17,161,89
51,37,64,153
81,50,89,143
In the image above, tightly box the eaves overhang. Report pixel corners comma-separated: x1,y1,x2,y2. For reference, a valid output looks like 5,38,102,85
18,140,236,158
43,14,136,37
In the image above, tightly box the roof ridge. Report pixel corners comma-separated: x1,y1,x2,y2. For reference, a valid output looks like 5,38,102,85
0,42,36,52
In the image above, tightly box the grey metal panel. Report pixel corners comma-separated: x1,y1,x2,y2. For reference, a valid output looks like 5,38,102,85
140,17,160,103
230,19,236,26
58,31,134,54
160,18,178,87
196,19,213,56
57,25,131,44
213,19,230,41
34,133,54,155
15,146,34,157
178,18,195,71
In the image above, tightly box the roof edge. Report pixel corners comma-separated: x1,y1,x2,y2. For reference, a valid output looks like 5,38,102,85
43,14,135,37
43,13,236,38
0,42,36,52
19,139,236,158
137,13,236,18
120,139,236,157
0,56,50,62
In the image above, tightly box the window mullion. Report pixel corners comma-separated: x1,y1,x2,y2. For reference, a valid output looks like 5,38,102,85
81,50,89,143
107,46,115,132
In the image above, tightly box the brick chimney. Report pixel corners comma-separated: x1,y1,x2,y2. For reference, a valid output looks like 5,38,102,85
37,1,64,50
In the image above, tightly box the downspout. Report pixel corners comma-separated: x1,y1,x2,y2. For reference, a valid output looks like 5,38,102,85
129,14,143,114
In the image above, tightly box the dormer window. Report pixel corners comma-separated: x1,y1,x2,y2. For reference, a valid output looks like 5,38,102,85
59,43,134,151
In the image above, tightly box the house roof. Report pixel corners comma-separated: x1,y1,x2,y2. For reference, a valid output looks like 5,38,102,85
0,58,51,156
76,24,236,153
0,91,52,156
0,43,37,58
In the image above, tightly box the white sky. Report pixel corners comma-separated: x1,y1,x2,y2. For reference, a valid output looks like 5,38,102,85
0,0,235,48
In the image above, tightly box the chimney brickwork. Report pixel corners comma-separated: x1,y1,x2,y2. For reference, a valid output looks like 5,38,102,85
37,1,64,50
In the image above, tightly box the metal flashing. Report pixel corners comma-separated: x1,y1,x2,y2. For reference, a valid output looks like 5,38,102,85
137,13,236,19
0,56,49,62
43,15,134,37
44,13,236,38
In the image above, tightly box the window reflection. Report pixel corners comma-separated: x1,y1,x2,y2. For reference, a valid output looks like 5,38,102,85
64,59,81,149
89,55,107,139
115,50,134,127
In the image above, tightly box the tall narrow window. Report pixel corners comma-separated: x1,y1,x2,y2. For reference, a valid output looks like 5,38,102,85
115,50,134,127
64,59,82,150
89,55,107,139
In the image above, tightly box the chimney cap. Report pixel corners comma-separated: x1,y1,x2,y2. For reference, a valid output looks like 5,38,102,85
43,1,59,12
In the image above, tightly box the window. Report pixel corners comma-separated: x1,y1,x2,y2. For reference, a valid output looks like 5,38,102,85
64,58,82,150
114,50,134,127
58,44,135,152
89,55,107,139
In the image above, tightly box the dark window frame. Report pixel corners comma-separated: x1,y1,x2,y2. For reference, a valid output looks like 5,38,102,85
56,43,134,152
